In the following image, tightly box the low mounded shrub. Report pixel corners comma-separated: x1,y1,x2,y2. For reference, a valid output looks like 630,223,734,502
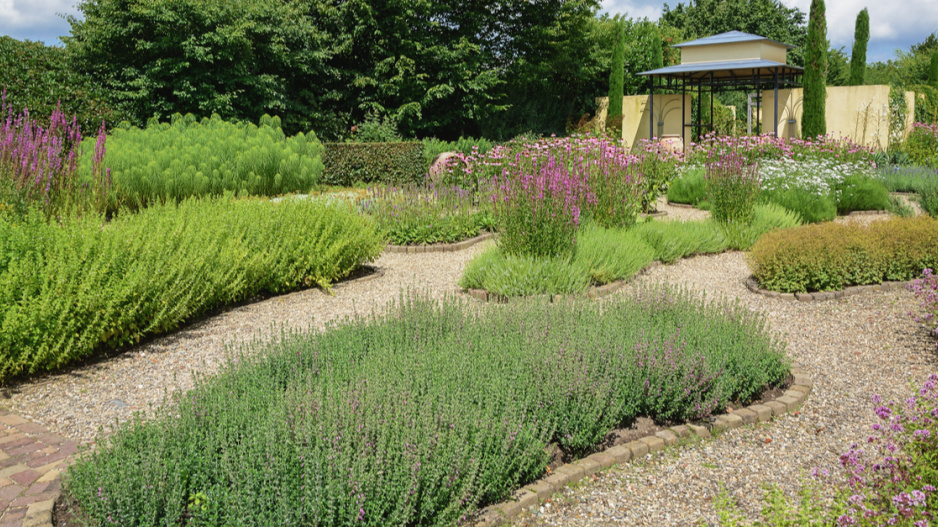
322,142,425,186
905,122,938,168
92,114,323,212
0,197,384,381
748,216,938,293
64,289,789,526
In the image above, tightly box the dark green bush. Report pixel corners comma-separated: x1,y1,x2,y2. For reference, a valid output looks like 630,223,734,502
748,216,938,293
0,37,125,131
834,175,891,213
761,187,837,223
322,142,425,186
0,197,384,381
919,179,938,217
666,168,707,206
904,122,938,168
64,289,788,526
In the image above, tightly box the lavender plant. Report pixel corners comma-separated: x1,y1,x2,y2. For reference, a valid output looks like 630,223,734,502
63,287,789,526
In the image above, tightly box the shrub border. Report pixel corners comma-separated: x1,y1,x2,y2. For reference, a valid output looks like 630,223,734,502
471,365,815,526
743,276,912,302
465,262,664,303
385,232,494,254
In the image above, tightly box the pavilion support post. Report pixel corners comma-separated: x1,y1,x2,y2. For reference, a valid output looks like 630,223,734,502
709,72,714,135
649,77,654,141
773,68,779,138
681,74,686,150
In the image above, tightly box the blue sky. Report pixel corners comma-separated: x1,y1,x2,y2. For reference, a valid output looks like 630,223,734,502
2,0,935,63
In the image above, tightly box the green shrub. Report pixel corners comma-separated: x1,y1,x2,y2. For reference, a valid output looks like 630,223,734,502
634,218,727,264
667,167,707,205
919,179,938,217
761,187,837,223
881,166,938,193
0,197,383,381
366,184,494,245
748,216,938,293
64,289,789,526
459,248,589,297
905,122,938,168
834,174,891,213
91,114,323,212
422,137,497,168
322,142,425,186
706,152,761,225
724,203,803,250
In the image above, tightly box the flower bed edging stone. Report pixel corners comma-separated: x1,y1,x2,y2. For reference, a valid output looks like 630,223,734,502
385,232,494,254
470,365,815,527
846,210,888,216
465,262,663,304
666,201,697,209
743,277,913,302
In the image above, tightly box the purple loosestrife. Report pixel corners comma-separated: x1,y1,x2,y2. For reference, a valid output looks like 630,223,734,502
0,91,108,217
705,150,761,225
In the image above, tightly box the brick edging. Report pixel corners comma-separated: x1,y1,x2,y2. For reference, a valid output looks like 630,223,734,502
471,365,815,526
332,266,385,289
466,262,663,303
743,276,912,302
385,232,494,254
640,210,669,218
666,201,697,209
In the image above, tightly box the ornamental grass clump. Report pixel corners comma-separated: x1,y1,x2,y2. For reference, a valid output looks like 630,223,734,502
0,92,108,217
705,150,760,226
63,288,789,526
365,183,493,245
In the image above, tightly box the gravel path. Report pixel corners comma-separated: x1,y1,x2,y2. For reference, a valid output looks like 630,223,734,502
1,243,492,445
2,199,934,526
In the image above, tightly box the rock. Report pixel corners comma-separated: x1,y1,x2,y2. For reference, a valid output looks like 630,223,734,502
428,152,459,183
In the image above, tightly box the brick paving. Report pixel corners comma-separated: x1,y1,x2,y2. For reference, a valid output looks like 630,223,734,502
0,408,74,527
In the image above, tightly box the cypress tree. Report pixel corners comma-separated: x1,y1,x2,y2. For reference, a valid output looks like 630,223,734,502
803,0,828,139
930,52,938,88
607,21,626,125
848,9,869,86
651,25,663,71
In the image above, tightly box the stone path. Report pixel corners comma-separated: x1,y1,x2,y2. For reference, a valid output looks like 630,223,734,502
0,409,75,527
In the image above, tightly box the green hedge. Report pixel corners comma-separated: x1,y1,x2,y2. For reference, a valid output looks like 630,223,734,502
64,289,788,526
322,142,425,186
0,197,384,381
748,216,938,293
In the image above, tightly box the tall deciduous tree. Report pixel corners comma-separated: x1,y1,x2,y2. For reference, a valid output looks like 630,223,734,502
607,21,626,125
848,8,869,85
802,0,827,139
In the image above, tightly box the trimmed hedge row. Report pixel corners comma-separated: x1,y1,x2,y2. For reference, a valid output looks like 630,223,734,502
748,216,938,293
0,197,384,382
64,289,788,526
322,142,425,186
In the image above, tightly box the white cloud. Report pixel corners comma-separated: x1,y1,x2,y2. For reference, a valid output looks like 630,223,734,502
0,0,79,43
601,0,663,21
779,0,938,50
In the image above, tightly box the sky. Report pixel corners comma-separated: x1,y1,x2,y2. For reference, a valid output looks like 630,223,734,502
0,0,935,63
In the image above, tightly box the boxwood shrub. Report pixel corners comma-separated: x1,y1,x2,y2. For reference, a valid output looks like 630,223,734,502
748,216,938,293
64,288,788,526
322,142,425,186
0,197,384,381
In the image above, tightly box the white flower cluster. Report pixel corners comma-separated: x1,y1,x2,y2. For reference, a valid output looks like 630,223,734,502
759,159,878,195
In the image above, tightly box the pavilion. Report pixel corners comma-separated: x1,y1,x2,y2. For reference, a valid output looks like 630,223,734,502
638,30,803,141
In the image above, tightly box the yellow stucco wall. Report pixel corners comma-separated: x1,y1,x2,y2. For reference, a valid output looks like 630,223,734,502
596,94,692,149
680,41,789,65
763,85,915,150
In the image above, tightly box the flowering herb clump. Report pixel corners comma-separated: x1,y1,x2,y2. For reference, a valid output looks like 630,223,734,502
835,376,938,526
63,287,788,526
365,182,492,245
909,268,938,350
705,150,761,226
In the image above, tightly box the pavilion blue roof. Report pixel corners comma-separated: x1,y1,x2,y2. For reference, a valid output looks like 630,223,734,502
639,58,802,77
672,30,796,50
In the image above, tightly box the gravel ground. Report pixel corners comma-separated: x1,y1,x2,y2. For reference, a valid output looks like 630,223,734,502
1,242,493,444
3,198,934,526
